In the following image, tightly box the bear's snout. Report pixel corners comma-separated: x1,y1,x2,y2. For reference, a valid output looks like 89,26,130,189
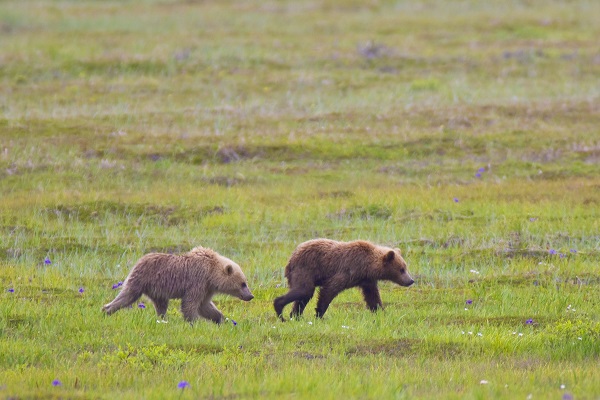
239,285,254,301
241,292,254,301
397,275,414,287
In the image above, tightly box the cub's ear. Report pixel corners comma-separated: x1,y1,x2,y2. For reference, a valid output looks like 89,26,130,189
384,250,395,262
226,265,233,275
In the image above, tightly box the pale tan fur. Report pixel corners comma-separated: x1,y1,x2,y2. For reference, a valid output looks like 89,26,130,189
102,246,253,323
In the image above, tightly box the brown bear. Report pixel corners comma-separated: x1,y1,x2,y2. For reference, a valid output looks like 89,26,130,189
273,239,414,319
102,246,253,323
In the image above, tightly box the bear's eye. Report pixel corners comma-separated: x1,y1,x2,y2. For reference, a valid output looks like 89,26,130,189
400,268,405,274
241,282,247,289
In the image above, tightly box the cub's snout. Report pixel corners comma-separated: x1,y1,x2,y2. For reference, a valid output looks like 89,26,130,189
240,285,254,301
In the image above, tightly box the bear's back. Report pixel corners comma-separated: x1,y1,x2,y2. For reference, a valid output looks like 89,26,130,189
285,239,384,285
131,252,215,283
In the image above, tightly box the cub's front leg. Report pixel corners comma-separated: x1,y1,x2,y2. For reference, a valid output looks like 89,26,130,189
199,301,224,324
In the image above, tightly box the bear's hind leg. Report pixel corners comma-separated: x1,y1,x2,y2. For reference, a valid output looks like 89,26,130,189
315,283,343,318
273,296,287,320
102,286,142,315
150,297,169,318
274,287,314,321
290,288,315,319
199,301,224,324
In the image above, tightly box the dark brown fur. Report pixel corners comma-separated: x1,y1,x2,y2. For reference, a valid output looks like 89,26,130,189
273,239,414,319
103,246,253,323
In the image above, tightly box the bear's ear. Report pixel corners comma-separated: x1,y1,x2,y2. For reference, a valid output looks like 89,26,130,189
226,265,233,275
384,250,395,263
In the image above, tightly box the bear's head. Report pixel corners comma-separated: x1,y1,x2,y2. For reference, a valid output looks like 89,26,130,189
382,248,414,287
217,255,254,301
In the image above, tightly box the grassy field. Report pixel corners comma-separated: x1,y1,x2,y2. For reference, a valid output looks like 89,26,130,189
1,0,600,398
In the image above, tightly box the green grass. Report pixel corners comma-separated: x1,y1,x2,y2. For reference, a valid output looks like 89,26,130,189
1,0,600,398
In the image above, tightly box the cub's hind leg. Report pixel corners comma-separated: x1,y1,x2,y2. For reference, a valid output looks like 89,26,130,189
290,288,315,319
102,286,142,315
149,297,169,318
274,286,315,321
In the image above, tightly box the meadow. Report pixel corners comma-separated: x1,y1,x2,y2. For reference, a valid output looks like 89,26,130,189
1,0,600,398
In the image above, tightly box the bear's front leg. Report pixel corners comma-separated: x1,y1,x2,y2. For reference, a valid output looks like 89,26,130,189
199,301,224,324
360,281,383,312
181,293,201,322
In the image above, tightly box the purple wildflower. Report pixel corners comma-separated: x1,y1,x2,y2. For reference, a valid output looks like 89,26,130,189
453,197,459,203
526,319,534,325
559,253,565,259
475,172,482,178
112,284,119,290
562,393,573,400
549,249,557,255
78,287,84,294
466,299,473,305
231,319,238,326
138,303,146,309
44,257,52,265
478,167,485,173
8,288,14,293
178,381,190,390
52,379,61,387
529,217,537,222
570,249,577,254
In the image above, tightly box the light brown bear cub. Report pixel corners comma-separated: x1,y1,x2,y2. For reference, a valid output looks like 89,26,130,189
103,246,253,323
274,239,414,320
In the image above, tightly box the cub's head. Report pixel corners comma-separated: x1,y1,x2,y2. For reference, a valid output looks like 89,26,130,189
382,247,414,287
217,255,254,301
